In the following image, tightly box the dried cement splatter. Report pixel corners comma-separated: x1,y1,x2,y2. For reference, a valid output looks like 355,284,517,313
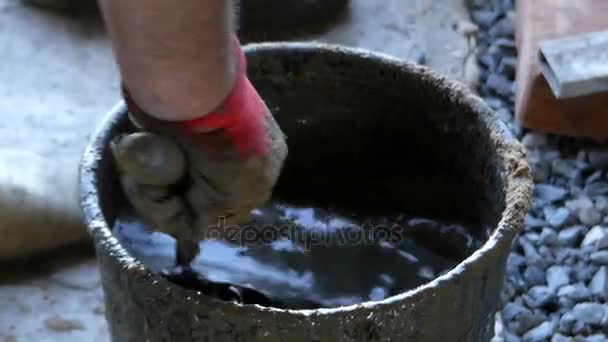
44,316,85,332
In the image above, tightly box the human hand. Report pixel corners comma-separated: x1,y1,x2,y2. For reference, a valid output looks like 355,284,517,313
111,45,287,265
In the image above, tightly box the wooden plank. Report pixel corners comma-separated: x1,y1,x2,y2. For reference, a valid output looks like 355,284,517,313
538,30,608,99
515,0,608,139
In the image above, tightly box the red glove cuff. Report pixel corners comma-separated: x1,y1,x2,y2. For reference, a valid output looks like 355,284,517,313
122,36,270,159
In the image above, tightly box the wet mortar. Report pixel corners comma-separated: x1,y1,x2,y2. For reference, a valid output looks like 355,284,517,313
114,200,490,310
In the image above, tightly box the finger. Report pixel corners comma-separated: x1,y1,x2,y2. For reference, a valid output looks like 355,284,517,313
117,173,190,238
175,238,200,266
111,132,187,186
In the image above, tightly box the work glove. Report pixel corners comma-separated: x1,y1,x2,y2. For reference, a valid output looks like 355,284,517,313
110,40,288,265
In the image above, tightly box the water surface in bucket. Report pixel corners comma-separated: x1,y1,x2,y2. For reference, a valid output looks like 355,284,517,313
114,201,488,309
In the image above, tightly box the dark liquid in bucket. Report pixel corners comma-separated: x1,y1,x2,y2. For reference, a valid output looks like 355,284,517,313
114,201,488,310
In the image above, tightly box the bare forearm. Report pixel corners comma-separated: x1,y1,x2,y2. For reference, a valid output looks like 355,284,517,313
99,0,236,120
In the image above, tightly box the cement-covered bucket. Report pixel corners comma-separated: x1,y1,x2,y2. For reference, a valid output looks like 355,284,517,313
80,42,532,342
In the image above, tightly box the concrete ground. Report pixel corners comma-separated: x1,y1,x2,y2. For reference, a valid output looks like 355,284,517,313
0,0,477,340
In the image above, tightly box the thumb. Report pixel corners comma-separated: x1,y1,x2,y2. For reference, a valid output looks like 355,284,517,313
111,132,187,186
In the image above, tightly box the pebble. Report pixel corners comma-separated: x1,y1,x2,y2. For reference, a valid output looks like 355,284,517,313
543,149,562,163
555,248,579,264
538,245,554,262
546,266,570,291
558,226,586,247
500,0,514,12
581,226,608,249
511,310,546,335
507,252,527,269
585,182,608,197
505,332,522,342
552,159,580,179
589,267,608,299
594,196,608,214
532,162,550,183
469,0,488,9
573,262,598,283
538,228,557,246
557,284,592,303
520,238,545,267
535,184,569,203
551,334,571,342
525,214,547,230
471,9,500,28
571,320,590,335
566,198,586,212
558,297,575,310
490,38,517,55
486,73,513,96
522,132,548,149
570,172,585,192
526,232,541,244
522,321,555,341
590,251,608,264
523,266,546,287
585,335,608,342
578,202,603,226
588,150,608,169
585,171,604,186
489,17,516,38
498,56,517,79
571,302,608,326
525,286,556,309
559,312,576,334
548,208,573,228
453,20,479,36
503,302,525,321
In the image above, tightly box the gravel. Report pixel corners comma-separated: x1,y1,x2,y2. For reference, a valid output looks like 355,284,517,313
548,208,574,228
522,321,555,341
591,251,608,264
539,228,558,246
590,267,608,300
547,266,571,291
588,151,608,169
594,197,608,214
582,226,608,249
503,302,526,321
524,286,556,309
578,204,603,227
571,303,608,326
510,311,545,334
523,266,546,287
559,312,577,335
558,284,592,303
586,335,608,342
573,262,598,283
470,0,608,340
471,9,500,29
551,334,570,342
535,184,569,203
585,182,608,197
558,226,586,247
